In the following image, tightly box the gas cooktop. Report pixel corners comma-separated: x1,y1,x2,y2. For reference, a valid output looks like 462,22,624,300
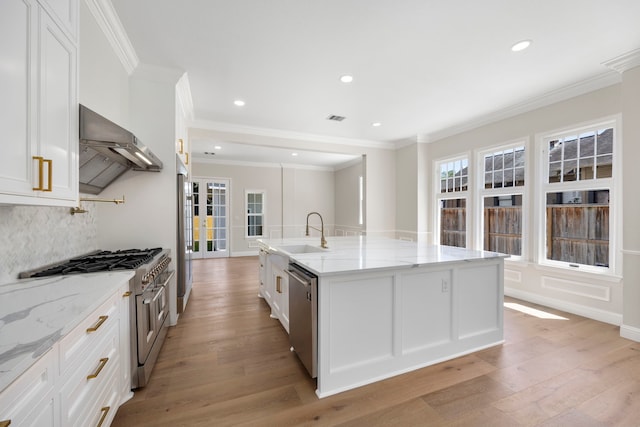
20,248,163,278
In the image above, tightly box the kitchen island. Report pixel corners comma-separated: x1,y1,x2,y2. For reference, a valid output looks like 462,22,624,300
258,236,507,398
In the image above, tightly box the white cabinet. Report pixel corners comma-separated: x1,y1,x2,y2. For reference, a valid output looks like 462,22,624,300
175,74,191,174
0,349,57,427
0,280,131,427
0,0,78,207
263,252,290,333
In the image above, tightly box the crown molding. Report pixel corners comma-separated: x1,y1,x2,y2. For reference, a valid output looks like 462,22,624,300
189,119,395,150
131,63,184,84
84,0,139,75
602,48,640,73
427,71,621,143
192,156,336,171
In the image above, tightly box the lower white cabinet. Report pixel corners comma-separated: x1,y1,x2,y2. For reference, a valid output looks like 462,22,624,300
0,348,57,427
262,252,290,333
0,282,132,427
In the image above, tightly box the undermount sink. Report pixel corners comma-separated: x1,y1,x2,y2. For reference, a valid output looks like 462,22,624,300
279,244,327,254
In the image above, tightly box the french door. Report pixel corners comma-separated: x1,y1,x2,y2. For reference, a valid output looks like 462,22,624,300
192,178,230,259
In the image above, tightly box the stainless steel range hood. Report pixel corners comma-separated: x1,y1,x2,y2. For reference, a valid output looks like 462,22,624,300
79,104,163,194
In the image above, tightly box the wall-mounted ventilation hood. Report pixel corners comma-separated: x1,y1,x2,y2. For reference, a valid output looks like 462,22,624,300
79,104,162,194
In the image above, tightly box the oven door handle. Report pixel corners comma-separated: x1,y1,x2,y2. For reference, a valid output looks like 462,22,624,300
143,285,165,305
142,270,175,304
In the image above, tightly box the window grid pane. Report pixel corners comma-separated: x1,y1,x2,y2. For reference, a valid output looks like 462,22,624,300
547,127,613,184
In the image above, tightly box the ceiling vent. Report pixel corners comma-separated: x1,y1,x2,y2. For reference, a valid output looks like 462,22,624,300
326,114,346,122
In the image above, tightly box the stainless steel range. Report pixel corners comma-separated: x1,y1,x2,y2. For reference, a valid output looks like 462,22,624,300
19,247,174,389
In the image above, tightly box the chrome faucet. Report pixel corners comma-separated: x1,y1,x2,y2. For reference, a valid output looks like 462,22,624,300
305,211,328,248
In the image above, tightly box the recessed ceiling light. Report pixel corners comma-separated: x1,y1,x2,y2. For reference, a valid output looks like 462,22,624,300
511,40,532,52
234,99,245,107
372,122,382,127
214,145,222,150
291,152,298,157
340,75,353,83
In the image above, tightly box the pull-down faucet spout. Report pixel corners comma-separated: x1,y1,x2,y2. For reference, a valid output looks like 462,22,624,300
306,212,328,248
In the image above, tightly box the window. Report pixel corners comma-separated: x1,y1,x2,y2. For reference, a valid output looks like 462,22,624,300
480,144,526,257
435,156,469,248
540,122,616,271
246,191,264,237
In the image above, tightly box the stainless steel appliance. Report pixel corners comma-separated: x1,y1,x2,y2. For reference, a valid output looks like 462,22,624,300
79,104,163,195
286,263,318,378
176,156,193,313
19,248,174,389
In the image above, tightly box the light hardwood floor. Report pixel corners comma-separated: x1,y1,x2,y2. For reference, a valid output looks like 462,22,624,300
112,257,640,426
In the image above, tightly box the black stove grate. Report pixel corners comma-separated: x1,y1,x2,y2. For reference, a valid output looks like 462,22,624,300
28,247,163,278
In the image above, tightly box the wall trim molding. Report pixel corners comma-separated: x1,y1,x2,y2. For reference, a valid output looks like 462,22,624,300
602,48,640,74
622,249,640,256
189,119,394,150
231,250,259,257
84,0,139,74
427,71,621,143
620,324,640,343
505,287,622,326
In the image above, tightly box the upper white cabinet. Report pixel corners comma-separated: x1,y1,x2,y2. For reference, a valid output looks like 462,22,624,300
0,0,78,207
175,73,192,174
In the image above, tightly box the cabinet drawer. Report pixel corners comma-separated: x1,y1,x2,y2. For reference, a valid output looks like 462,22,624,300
59,290,120,375
82,372,120,427
0,349,56,427
60,321,120,427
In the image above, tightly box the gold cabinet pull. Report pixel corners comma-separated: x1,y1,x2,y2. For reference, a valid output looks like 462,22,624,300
122,291,132,297
0,420,12,427
32,156,44,190
97,406,110,427
185,152,189,165
86,315,108,333
276,276,282,293
87,357,109,379
44,158,52,191
178,138,184,154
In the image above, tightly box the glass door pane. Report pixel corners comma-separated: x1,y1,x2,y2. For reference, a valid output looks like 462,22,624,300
193,179,230,258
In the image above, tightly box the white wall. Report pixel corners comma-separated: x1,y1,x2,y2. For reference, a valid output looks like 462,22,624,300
411,84,625,325
621,66,640,340
191,161,336,254
334,159,363,234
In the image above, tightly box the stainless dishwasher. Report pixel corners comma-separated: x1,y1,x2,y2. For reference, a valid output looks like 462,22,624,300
286,263,318,378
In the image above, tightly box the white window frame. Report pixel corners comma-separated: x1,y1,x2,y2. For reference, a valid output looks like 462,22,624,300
475,139,528,260
535,116,621,276
434,153,471,248
245,189,265,239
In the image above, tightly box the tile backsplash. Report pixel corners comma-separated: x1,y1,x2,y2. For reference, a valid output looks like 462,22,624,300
0,203,98,283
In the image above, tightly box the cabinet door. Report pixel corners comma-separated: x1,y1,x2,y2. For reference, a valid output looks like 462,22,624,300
0,0,38,197
37,8,77,202
38,0,77,40
0,348,56,427
270,264,290,333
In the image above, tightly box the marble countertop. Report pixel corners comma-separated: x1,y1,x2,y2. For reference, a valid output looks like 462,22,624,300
0,271,134,393
257,236,507,276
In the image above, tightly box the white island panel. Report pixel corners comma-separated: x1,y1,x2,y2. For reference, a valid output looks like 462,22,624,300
317,258,505,398
458,264,502,339
401,269,452,354
328,274,394,372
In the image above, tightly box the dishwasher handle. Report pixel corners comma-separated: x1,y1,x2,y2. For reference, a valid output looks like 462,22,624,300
286,268,313,286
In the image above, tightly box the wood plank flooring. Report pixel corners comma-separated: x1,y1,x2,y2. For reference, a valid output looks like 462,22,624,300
112,257,640,426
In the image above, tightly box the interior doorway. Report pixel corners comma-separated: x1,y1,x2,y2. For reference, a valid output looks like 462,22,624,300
192,178,230,259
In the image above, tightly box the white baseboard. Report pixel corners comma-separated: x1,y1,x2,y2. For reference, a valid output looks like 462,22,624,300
231,250,259,257
505,287,622,326
620,324,640,342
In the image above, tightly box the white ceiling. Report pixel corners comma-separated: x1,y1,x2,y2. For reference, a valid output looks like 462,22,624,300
111,0,640,165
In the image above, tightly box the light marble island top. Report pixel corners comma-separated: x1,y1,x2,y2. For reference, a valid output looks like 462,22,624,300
0,271,134,392
257,236,507,276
